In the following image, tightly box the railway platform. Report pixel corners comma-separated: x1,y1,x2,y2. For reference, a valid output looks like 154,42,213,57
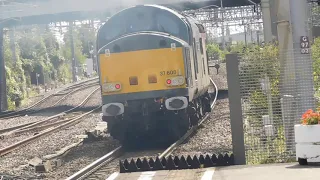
106,163,320,180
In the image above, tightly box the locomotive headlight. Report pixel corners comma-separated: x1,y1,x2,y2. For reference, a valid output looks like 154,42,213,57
166,76,185,86
102,82,122,92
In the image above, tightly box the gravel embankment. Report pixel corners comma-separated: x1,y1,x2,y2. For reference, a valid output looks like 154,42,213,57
0,88,103,179
44,139,120,180
171,65,231,157
172,97,232,157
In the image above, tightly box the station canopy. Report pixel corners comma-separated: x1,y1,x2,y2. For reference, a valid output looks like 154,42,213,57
0,0,261,27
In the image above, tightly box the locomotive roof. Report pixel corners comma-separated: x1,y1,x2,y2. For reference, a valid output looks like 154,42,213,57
110,4,202,25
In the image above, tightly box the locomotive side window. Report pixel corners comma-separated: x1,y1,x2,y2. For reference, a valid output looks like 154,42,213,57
206,51,210,74
196,23,206,33
193,38,198,80
199,38,203,54
199,38,206,74
203,58,206,74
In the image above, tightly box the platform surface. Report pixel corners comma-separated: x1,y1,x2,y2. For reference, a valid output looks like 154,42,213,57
106,163,320,180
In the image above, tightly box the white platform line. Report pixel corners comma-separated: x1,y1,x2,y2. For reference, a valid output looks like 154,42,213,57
137,171,157,180
106,172,119,180
201,168,215,180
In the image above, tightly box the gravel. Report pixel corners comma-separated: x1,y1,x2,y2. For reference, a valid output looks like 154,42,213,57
172,97,232,157
57,85,99,108
44,135,120,180
0,116,41,131
210,62,228,90
0,84,103,178
0,85,101,148
0,114,102,178
0,84,99,131
171,65,231,157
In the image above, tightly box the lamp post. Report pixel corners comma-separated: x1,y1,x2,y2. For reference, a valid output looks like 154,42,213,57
36,73,40,86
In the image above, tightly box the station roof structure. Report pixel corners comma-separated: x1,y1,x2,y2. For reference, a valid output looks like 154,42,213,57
0,0,261,27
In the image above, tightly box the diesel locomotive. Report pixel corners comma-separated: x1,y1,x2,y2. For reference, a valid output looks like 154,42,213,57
96,4,213,143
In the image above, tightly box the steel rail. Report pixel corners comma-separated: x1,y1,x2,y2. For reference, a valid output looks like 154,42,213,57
0,82,98,120
66,146,124,180
0,84,99,135
12,87,100,135
0,88,101,156
0,106,101,157
67,78,218,180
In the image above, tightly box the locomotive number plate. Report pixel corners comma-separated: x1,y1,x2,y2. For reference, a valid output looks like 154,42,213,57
160,70,177,76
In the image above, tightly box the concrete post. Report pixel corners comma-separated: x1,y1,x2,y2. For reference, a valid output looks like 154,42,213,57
0,27,8,111
226,54,246,165
220,0,225,50
269,0,278,40
289,0,315,116
261,0,273,42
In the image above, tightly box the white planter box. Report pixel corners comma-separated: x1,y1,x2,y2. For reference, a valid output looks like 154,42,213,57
295,124,320,165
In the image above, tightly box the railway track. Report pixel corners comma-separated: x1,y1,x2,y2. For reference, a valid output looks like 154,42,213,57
66,79,218,180
0,82,100,135
0,77,99,120
0,86,101,157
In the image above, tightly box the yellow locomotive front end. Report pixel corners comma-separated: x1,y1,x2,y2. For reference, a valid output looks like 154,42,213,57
99,34,190,116
100,45,186,96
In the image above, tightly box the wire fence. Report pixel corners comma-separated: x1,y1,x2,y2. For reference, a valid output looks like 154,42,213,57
236,47,316,164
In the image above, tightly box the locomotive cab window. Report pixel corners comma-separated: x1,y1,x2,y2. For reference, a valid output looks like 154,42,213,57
155,13,179,36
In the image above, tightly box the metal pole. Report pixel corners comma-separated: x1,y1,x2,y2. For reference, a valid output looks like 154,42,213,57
0,27,8,111
290,0,315,117
36,73,39,86
69,22,77,82
220,0,225,50
261,0,273,42
226,54,246,165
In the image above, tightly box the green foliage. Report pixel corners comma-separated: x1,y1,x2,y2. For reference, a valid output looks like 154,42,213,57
245,126,294,165
237,42,286,164
61,27,87,66
312,37,320,92
3,25,91,110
